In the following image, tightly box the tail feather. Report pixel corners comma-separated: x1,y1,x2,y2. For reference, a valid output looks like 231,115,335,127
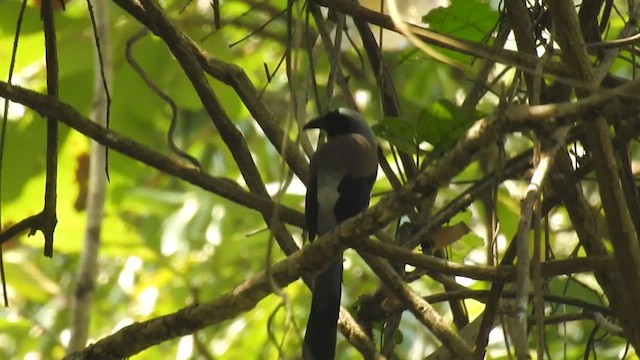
303,257,343,360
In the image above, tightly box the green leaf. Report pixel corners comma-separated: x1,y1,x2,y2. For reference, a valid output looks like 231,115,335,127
416,99,483,150
1,117,47,204
0,2,42,36
422,0,499,43
372,116,417,154
422,0,499,62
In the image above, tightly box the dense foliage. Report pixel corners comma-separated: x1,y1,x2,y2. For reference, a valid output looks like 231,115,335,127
1,0,640,359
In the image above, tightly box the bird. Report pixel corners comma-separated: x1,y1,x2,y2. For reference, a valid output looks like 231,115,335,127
302,108,378,360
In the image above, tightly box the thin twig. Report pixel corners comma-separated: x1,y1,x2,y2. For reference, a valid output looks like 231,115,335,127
349,0,415,182
309,6,357,109
586,32,640,49
532,193,545,359
228,8,287,48
125,28,201,169
382,289,614,319
0,0,29,307
512,126,570,358
349,235,616,282
109,0,310,182
41,0,60,257
360,253,474,359
86,0,113,179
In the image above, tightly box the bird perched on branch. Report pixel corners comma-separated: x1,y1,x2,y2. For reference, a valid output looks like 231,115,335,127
303,108,378,360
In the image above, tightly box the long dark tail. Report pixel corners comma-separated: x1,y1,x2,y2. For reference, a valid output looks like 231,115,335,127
303,257,343,360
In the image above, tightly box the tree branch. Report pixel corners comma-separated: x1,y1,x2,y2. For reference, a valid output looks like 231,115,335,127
317,0,567,77
138,0,265,196
59,76,504,358
40,0,59,257
68,0,112,351
350,0,417,182
110,0,309,182
0,82,305,235
361,253,474,358
349,235,616,282
511,126,570,357
548,0,640,349
62,223,346,360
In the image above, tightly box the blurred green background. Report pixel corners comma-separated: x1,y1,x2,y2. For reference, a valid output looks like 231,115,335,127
0,0,635,358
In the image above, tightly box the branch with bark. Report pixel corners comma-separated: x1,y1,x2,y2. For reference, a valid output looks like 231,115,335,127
56,103,614,357
4,0,640,358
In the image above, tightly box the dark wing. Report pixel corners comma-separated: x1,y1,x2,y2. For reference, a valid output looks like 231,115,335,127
334,172,377,222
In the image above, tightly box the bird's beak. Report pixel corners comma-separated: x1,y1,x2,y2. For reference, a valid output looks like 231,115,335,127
303,116,325,131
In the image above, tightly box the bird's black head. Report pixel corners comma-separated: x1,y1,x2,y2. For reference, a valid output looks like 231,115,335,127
303,108,375,140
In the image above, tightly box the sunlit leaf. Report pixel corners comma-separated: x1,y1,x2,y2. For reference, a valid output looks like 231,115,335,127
416,99,484,150
422,0,499,62
422,0,499,43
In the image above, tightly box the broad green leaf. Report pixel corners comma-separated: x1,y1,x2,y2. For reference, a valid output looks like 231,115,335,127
422,0,499,62
372,116,417,154
422,0,499,43
416,99,484,150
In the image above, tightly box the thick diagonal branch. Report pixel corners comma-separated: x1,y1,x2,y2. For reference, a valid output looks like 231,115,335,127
110,0,309,182
0,82,305,232
361,253,474,358
60,85,502,360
